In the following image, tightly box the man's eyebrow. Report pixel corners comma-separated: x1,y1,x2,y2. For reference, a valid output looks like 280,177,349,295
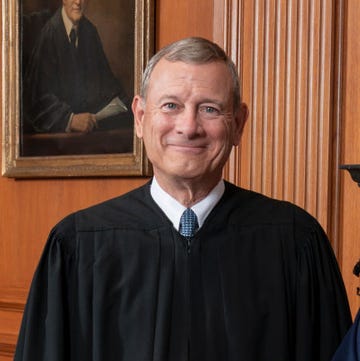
158,94,180,100
199,98,226,109
156,95,182,104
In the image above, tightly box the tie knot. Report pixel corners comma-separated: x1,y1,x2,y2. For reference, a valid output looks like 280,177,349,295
179,208,199,238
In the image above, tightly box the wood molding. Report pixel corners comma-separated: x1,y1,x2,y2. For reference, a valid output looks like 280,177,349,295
0,301,24,313
328,0,346,261
0,333,16,357
0,288,27,312
0,288,27,357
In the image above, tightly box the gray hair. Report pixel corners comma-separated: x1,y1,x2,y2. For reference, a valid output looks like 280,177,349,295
140,37,241,113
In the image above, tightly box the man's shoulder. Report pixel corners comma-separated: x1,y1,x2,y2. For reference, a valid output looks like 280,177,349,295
43,8,63,31
222,181,319,229
218,183,329,254
33,8,64,44
46,183,153,254
55,182,154,233
78,15,98,35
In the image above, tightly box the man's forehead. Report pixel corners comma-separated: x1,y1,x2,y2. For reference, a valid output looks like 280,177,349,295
145,59,233,107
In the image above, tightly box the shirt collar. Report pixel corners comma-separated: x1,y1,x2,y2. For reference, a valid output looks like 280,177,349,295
150,177,225,231
62,6,77,38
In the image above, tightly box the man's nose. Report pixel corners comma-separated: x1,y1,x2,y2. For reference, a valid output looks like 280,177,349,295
175,108,203,137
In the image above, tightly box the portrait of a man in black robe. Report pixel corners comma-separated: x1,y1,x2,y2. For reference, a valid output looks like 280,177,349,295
20,0,135,156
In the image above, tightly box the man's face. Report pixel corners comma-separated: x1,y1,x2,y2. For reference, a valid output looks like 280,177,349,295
133,59,248,186
63,0,87,25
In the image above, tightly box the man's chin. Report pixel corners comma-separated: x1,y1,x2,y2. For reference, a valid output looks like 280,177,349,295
170,167,207,181
70,12,83,24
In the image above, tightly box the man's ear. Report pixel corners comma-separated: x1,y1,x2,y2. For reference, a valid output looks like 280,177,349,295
132,95,145,138
233,102,249,146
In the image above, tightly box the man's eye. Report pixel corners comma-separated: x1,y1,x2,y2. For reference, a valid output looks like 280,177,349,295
162,103,177,110
200,106,220,116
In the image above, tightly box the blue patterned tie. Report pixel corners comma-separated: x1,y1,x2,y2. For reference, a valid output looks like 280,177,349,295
179,208,199,238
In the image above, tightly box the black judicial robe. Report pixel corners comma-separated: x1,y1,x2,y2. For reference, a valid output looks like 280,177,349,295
14,182,352,361
23,9,129,133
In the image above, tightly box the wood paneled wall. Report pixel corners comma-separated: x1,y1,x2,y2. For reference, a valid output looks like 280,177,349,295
214,0,359,316
0,0,359,359
215,0,338,232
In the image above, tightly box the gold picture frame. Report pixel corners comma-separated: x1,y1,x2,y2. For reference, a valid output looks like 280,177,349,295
2,0,154,178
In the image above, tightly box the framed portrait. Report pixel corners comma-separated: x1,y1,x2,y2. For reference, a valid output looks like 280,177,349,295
2,0,154,177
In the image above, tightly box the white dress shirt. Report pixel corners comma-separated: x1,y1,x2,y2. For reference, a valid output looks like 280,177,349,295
150,177,225,231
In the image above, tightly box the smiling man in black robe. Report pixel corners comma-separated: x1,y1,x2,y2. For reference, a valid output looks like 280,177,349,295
23,0,129,133
14,37,352,361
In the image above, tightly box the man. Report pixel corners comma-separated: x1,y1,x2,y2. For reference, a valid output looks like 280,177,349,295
331,310,360,361
23,0,129,133
14,37,351,361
